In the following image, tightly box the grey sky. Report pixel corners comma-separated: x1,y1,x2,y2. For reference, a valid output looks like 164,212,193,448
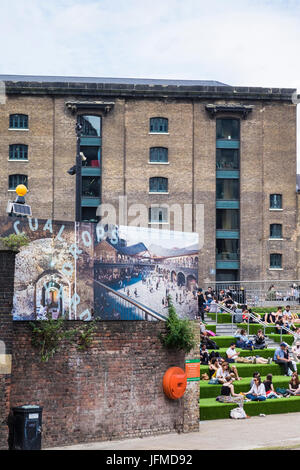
0,0,299,165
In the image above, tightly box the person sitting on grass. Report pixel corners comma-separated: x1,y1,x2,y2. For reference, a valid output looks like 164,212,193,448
275,316,285,334
274,343,297,376
288,372,300,396
248,309,261,324
226,343,240,363
263,374,281,399
234,329,254,350
216,361,241,383
254,329,266,349
244,376,267,401
200,344,210,365
208,357,220,379
264,310,277,324
250,372,260,387
220,377,242,398
201,331,219,350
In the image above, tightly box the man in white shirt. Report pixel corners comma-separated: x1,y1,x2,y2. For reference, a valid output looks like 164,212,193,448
226,343,240,363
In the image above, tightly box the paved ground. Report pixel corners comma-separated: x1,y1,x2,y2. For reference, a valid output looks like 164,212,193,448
48,413,300,450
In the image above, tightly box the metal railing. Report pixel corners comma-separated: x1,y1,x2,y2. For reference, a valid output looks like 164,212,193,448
94,280,167,321
208,302,299,343
203,280,300,307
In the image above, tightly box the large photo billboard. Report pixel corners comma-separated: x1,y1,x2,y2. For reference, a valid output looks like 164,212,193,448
0,217,198,321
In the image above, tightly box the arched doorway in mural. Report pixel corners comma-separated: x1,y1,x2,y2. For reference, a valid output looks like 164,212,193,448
34,271,72,320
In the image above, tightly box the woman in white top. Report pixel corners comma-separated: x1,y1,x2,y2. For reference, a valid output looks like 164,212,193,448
216,361,241,383
245,377,266,401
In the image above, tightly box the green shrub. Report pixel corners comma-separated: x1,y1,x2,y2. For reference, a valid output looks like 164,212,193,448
30,316,98,362
206,313,232,323
160,297,196,353
267,334,294,345
1,233,29,251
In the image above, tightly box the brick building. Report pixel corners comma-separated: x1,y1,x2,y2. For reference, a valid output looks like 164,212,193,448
0,75,298,284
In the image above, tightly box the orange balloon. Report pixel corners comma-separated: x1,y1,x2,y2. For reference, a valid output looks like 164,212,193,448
16,184,27,197
163,367,187,400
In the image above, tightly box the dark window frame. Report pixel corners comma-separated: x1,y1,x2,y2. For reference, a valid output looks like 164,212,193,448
78,114,102,137
149,117,168,133
270,253,282,269
270,194,282,209
8,174,28,190
149,206,168,223
270,224,282,239
216,117,240,140
9,144,28,160
149,177,168,193
9,114,28,129
149,147,168,163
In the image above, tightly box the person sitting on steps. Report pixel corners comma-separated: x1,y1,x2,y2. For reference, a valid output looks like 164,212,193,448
244,376,267,401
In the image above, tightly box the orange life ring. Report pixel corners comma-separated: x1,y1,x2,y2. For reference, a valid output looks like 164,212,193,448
163,367,187,400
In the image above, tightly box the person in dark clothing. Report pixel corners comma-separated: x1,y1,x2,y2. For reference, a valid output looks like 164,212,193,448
274,343,296,376
200,344,209,365
264,311,277,324
197,288,206,321
254,330,266,349
201,331,219,350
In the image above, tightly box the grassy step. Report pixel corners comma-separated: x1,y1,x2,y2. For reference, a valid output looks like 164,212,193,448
199,396,300,421
206,313,232,323
200,362,300,378
200,375,290,399
268,334,294,345
207,334,295,349
207,347,275,358
212,336,238,348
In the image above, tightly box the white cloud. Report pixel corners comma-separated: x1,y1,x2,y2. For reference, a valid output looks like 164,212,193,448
0,0,299,166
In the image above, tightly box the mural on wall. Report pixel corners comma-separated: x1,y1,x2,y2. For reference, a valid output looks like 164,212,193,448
0,217,198,321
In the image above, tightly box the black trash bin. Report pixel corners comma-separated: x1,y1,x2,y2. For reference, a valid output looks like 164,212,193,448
9,405,43,450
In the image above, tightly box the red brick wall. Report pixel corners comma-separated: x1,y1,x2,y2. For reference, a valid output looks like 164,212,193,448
10,321,187,448
0,250,15,449
0,375,10,448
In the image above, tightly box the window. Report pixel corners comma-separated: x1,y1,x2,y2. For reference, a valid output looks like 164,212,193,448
150,118,168,133
216,149,239,170
9,114,28,129
149,207,168,223
9,174,28,190
79,115,101,137
216,119,240,140
149,177,168,193
216,239,239,260
270,224,282,239
270,253,282,269
80,146,101,167
9,144,28,160
149,147,168,163
216,179,239,200
216,209,239,230
270,194,282,209
82,176,101,198
216,270,239,282
81,207,99,223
